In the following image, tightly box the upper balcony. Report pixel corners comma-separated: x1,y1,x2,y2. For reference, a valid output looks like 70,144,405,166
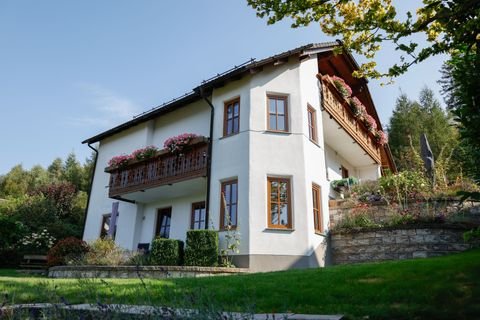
319,74,382,164
105,137,209,200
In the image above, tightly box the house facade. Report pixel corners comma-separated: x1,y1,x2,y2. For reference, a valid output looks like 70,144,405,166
82,42,396,272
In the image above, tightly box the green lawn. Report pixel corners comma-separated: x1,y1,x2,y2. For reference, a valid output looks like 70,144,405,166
1,249,480,319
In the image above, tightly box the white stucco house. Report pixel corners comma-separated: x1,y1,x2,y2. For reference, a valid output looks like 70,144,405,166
82,42,396,272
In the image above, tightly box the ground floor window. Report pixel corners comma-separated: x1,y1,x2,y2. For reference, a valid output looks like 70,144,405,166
341,166,349,179
191,202,207,230
220,179,238,229
312,183,323,233
267,177,292,229
156,207,172,238
100,214,117,239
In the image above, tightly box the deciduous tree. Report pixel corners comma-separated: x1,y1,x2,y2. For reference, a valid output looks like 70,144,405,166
248,0,480,79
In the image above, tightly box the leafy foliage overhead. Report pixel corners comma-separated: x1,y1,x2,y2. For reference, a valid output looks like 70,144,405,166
247,0,480,79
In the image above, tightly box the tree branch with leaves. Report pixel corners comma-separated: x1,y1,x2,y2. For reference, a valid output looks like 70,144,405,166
247,0,480,79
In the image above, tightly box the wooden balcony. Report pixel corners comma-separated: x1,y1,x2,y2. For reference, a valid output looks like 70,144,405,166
106,138,209,198
319,75,382,164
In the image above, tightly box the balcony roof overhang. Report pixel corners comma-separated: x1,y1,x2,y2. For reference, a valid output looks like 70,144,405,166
114,177,207,204
322,111,380,167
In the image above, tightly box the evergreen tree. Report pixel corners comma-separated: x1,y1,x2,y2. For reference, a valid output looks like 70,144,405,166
387,88,459,177
47,158,64,182
62,153,83,191
440,47,480,181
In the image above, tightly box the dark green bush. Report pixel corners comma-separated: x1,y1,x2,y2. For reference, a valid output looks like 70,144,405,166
0,249,23,267
184,230,219,267
150,238,184,266
0,215,26,250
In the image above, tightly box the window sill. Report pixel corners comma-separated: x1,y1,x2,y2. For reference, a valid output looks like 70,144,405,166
220,133,239,140
263,228,295,233
219,227,238,232
309,139,321,147
315,231,327,237
264,130,291,135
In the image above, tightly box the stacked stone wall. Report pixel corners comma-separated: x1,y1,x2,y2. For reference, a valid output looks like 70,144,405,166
331,226,476,264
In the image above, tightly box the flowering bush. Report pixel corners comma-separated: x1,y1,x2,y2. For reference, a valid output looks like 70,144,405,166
18,229,56,253
363,114,377,132
108,154,133,168
375,130,388,145
164,133,199,154
46,237,89,267
331,75,352,98
349,97,367,118
132,145,158,161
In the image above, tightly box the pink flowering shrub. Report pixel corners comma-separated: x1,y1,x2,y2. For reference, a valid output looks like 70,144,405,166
331,75,352,98
349,97,367,118
132,145,158,161
375,130,388,145
164,133,199,153
363,114,377,132
108,154,133,168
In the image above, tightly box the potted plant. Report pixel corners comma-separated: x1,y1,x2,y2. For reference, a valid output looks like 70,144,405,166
331,177,359,198
131,145,158,161
349,97,367,118
330,75,353,98
163,133,200,155
108,154,133,169
375,130,388,146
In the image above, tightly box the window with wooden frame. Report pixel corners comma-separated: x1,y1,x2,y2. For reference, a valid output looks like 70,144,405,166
191,202,207,230
267,95,289,132
312,183,323,233
100,214,116,239
341,166,349,179
307,105,318,143
267,177,292,229
220,179,238,229
155,207,172,238
224,98,240,136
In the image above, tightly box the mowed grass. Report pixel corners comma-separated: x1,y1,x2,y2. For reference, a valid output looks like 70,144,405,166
1,249,479,319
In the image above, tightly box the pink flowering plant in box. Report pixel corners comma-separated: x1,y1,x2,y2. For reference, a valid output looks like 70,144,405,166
363,114,377,132
349,97,367,118
108,154,133,168
331,75,352,98
375,130,388,145
164,133,200,154
132,145,158,161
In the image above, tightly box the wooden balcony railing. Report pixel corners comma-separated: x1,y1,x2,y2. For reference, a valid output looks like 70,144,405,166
319,75,382,164
106,138,209,198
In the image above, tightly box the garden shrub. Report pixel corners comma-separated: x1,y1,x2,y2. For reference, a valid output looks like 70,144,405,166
0,249,23,267
184,230,218,267
150,238,184,266
83,238,135,265
46,237,89,267
0,214,26,250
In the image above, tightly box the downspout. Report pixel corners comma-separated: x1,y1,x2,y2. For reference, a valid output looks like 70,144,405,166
199,87,215,230
81,143,99,239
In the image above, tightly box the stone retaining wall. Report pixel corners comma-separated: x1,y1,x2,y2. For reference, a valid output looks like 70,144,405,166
48,265,248,279
329,199,480,229
331,226,477,264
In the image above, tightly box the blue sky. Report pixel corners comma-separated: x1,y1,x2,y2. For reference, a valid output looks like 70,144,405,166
0,1,446,175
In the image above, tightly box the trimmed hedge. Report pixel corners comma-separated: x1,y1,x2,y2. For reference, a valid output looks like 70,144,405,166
184,230,219,267
150,238,184,266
